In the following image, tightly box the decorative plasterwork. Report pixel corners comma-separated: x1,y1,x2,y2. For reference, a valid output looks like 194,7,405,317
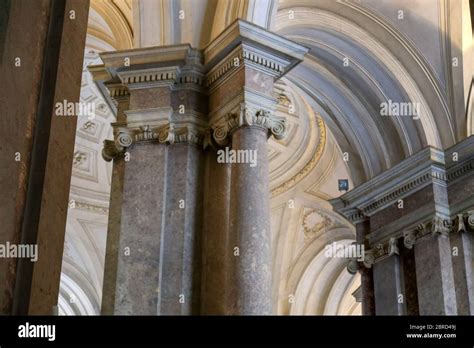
117,66,180,89
302,209,333,241
274,7,451,149
271,117,326,197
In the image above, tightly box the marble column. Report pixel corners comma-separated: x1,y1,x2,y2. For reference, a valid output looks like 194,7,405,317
228,125,273,314
95,46,207,315
414,232,457,315
94,20,307,315
203,20,308,314
449,213,474,314
0,0,89,314
200,148,231,315
100,87,129,315
355,219,375,315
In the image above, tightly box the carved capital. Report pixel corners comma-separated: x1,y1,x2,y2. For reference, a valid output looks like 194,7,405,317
102,130,133,161
102,122,207,161
448,211,474,233
403,229,417,249
363,249,375,268
211,103,286,146
388,237,399,256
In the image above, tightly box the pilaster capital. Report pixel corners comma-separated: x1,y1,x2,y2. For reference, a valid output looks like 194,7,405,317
102,129,133,161
362,236,400,268
447,210,474,233
102,122,207,161
211,103,286,146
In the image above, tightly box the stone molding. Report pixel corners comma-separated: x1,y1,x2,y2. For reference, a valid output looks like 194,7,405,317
206,44,288,92
330,147,447,219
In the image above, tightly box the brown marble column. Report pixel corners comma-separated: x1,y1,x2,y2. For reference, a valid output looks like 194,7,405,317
100,88,129,315
0,0,89,314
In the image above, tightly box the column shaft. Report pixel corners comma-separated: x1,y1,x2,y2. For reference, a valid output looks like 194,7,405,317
355,220,375,315
373,255,406,315
201,149,231,314
228,126,272,315
414,235,457,315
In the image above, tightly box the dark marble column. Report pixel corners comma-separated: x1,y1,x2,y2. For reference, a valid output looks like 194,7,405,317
373,254,406,315
355,219,375,315
0,0,89,314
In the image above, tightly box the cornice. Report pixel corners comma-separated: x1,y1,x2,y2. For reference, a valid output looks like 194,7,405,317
330,147,446,218
117,66,180,89
206,43,290,92
203,19,308,74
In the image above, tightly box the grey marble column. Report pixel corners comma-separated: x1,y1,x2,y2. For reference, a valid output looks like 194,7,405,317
95,46,207,315
115,143,167,315
414,234,457,315
445,209,474,315
227,126,272,315
373,254,407,315
159,144,204,315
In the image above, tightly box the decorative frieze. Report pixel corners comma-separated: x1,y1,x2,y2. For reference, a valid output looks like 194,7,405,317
211,103,286,146
117,67,180,89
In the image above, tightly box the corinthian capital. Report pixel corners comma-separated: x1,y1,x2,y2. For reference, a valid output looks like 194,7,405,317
211,103,286,146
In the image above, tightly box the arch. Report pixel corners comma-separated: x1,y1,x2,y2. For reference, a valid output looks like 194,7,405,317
274,7,454,182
